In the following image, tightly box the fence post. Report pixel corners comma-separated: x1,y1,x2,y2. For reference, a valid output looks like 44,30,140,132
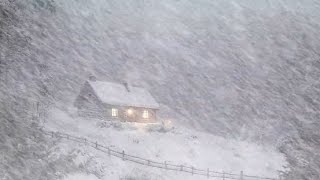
148,160,150,165
122,150,125,160
207,168,209,178
108,147,111,156
164,161,167,169
240,171,243,180
95,141,98,148
222,172,225,180
180,165,183,171
191,166,194,175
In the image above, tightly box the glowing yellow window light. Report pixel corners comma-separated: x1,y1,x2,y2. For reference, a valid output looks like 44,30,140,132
111,108,118,117
142,110,149,119
127,109,133,115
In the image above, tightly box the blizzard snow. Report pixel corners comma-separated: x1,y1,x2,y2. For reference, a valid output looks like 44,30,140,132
45,108,287,179
62,173,100,180
1,0,320,179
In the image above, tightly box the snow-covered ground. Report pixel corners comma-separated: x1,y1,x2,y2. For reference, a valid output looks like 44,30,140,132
62,174,100,180
45,108,287,180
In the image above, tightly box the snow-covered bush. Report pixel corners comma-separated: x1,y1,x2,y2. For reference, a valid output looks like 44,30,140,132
97,119,174,133
146,120,174,133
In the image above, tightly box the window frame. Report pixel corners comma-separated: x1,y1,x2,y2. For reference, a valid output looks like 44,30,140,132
142,110,149,119
111,108,118,117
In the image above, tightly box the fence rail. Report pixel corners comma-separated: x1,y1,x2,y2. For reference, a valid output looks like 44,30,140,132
40,129,281,180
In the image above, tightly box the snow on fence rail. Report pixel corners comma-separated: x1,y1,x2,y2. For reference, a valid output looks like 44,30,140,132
41,129,282,180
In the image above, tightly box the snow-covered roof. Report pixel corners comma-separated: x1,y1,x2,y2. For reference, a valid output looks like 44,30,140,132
88,81,160,109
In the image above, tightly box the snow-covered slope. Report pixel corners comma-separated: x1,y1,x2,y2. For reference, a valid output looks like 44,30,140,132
46,108,287,180
1,0,320,179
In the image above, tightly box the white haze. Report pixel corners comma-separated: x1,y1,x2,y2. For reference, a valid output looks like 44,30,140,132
0,0,320,179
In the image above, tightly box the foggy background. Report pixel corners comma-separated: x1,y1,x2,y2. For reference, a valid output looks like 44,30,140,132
1,0,320,179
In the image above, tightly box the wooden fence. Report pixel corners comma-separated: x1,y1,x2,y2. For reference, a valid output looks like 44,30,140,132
40,129,281,180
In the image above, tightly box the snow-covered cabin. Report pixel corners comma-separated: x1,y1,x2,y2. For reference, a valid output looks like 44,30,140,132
74,80,159,123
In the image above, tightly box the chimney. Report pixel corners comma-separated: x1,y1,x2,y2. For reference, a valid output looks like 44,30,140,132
123,82,130,92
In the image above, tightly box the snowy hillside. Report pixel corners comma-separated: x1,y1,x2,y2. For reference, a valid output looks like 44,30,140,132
1,0,320,179
46,108,286,179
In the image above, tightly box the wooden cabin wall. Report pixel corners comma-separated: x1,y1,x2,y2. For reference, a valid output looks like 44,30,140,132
75,82,106,119
104,104,157,123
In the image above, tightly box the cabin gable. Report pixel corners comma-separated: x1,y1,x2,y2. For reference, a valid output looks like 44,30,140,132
74,82,105,119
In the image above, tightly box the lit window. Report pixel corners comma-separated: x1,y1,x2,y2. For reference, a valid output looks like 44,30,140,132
111,108,118,117
127,109,133,116
142,110,149,119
